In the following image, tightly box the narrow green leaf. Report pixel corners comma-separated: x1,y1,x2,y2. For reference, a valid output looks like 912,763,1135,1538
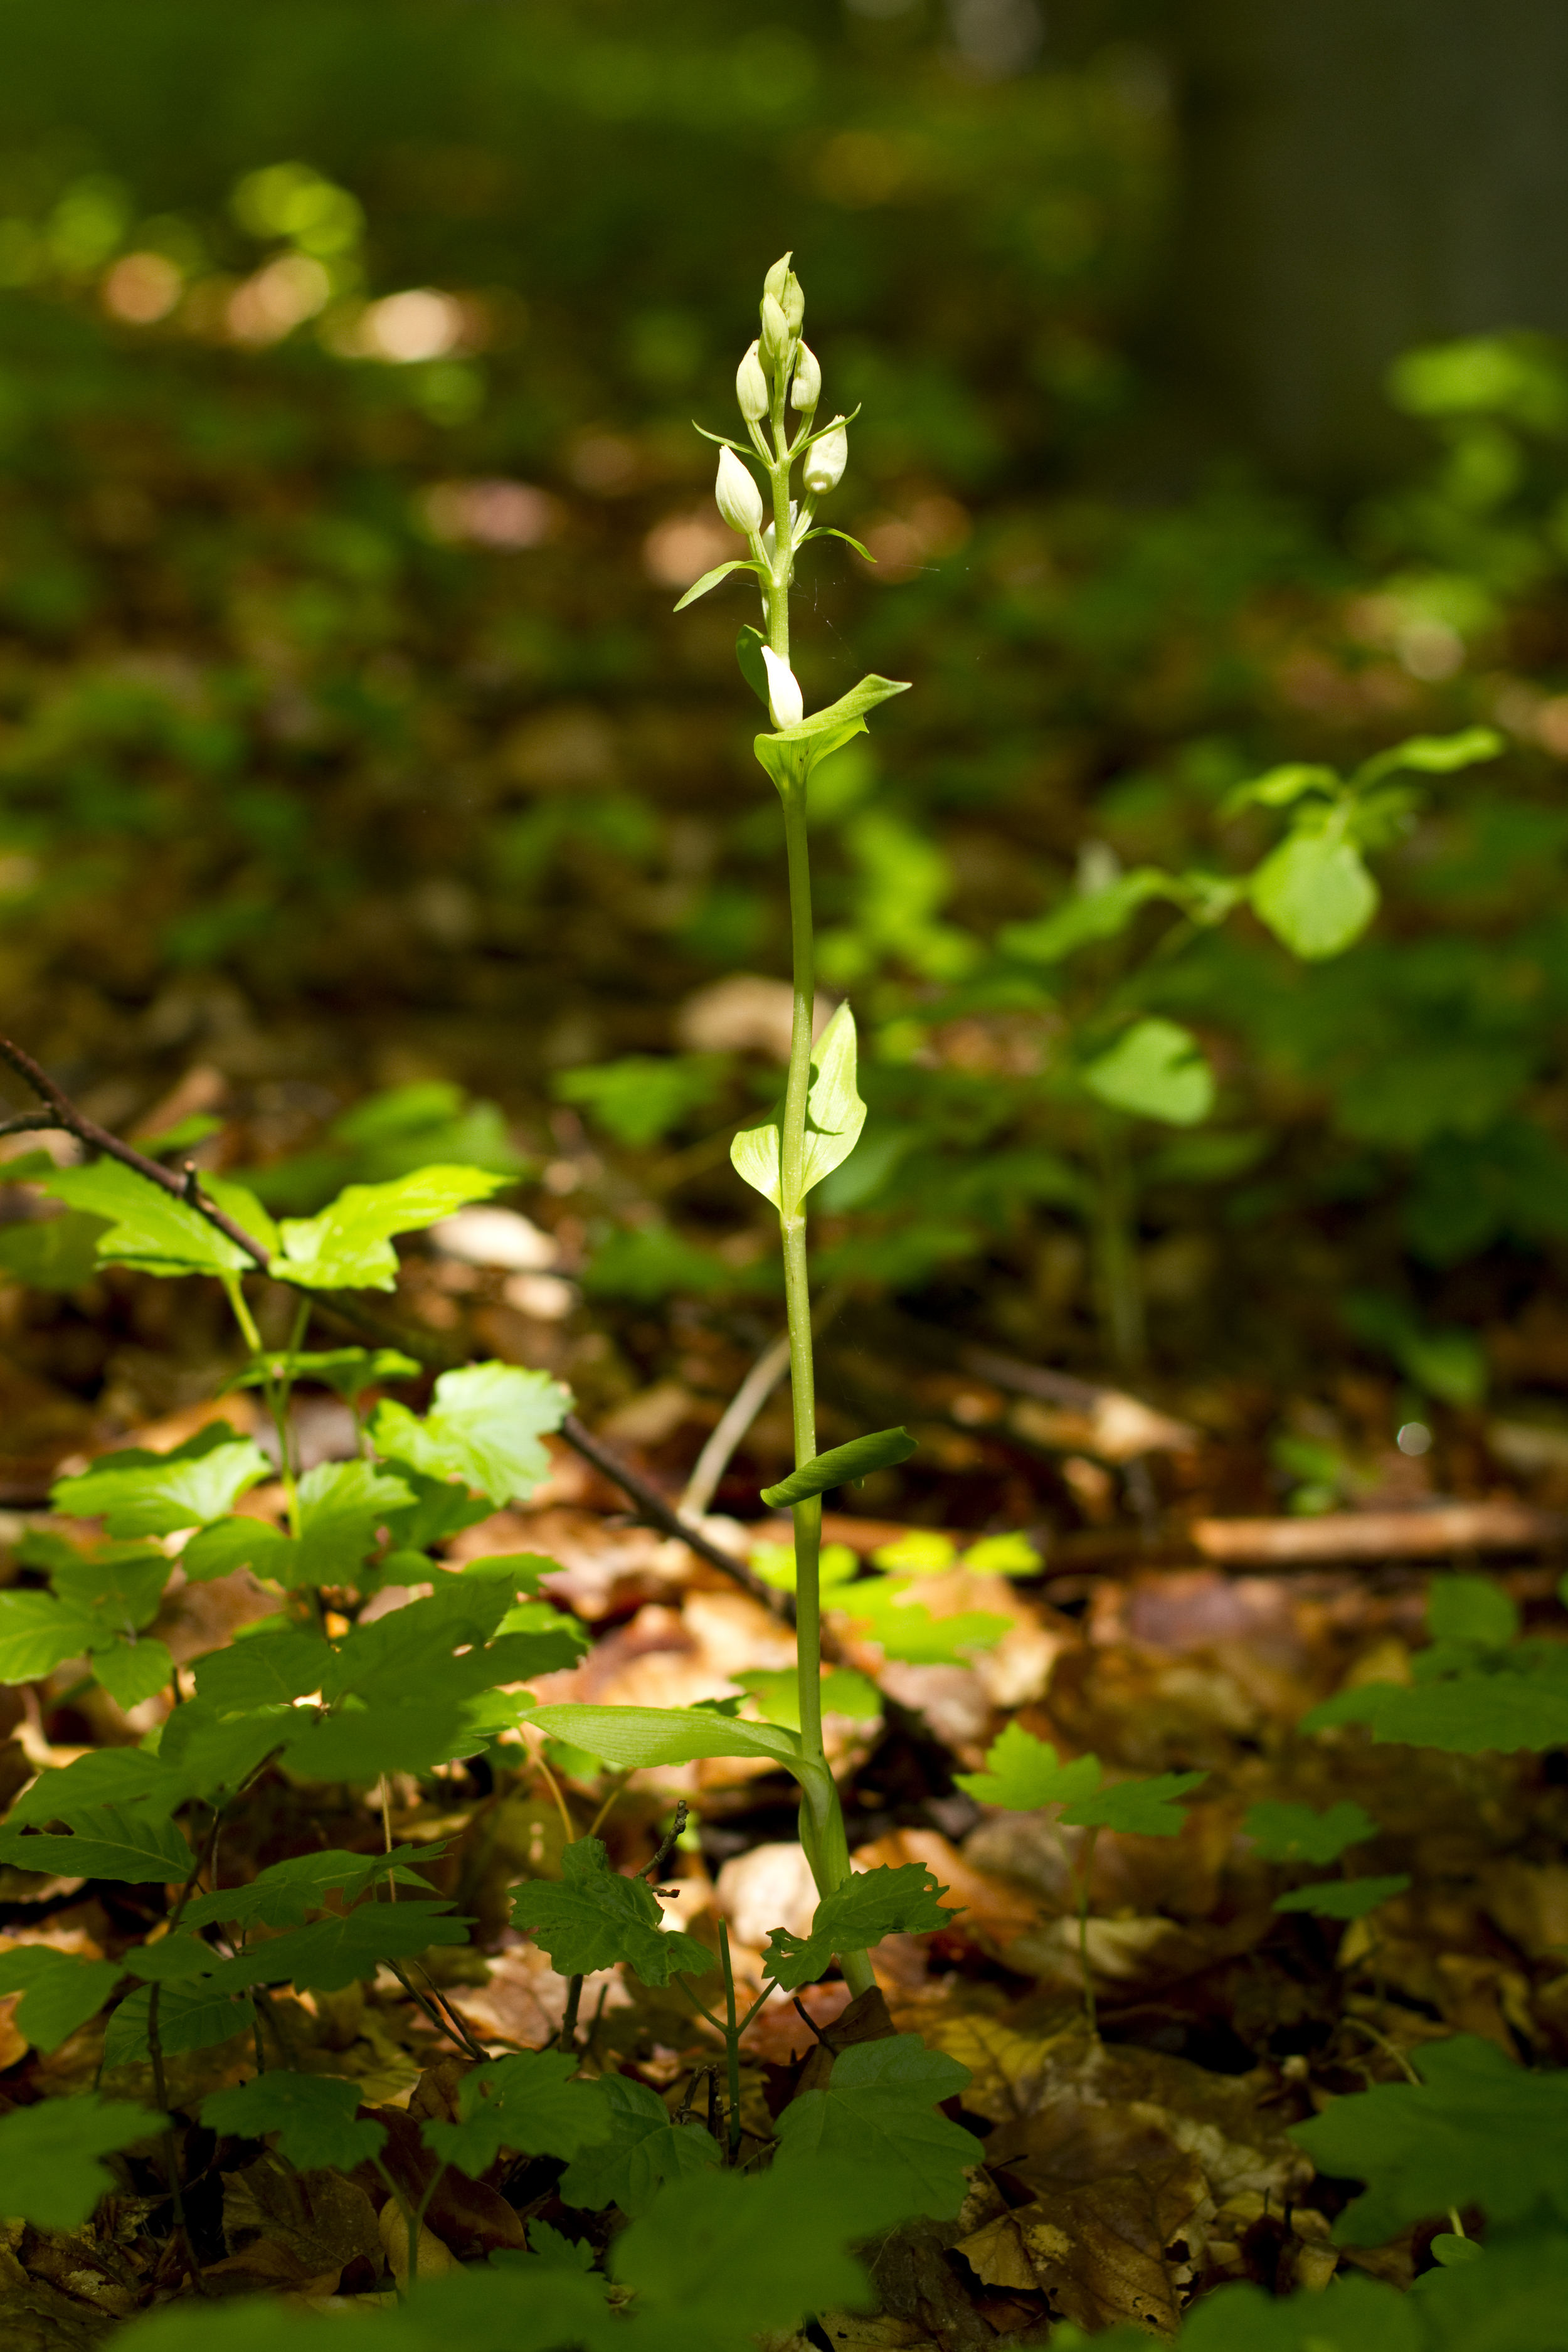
513,1836,712,1985
1273,1875,1411,1918
760,1425,916,1508
767,673,911,743
802,526,874,559
0,2094,153,2228
527,1702,802,1772
1357,725,1503,783
51,1422,270,1536
201,2072,386,2171
672,557,765,612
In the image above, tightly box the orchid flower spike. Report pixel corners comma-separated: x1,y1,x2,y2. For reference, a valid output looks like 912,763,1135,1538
761,647,804,730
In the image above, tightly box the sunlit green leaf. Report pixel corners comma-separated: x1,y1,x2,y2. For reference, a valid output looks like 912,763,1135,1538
51,1422,270,1536
1252,826,1379,960
275,1165,507,1290
1083,1017,1215,1126
760,1424,915,1507
369,1360,571,1505
763,1864,955,1991
37,1160,267,1278
513,1836,711,1985
672,556,765,612
953,1722,1102,1811
731,1002,867,1212
527,1702,802,1772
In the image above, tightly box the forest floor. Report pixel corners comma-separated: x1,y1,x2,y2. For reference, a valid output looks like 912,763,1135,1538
0,1221,1564,2346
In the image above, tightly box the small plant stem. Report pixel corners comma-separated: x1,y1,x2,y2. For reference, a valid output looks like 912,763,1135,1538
558,1973,585,2055
1078,1825,1100,2037
588,1770,633,1838
719,1920,743,2160
531,1745,575,1843
1092,1113,1145,1374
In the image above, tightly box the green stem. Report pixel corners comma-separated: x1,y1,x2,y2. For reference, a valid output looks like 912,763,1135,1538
719,1920,743,2160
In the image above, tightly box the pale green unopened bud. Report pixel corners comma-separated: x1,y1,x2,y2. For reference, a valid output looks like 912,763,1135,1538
736,340,770,421
761,646,804,730
779,270,805,335
790,342,822,411
760,291,791,365
803,419,848,495
715,446,764,537
763,253,793,305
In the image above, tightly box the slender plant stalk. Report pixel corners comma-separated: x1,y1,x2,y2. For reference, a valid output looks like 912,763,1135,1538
753,300,874,2001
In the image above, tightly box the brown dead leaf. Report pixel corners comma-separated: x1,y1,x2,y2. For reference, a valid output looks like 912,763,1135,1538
359,2106,528,2256
216,2151,381,2294
960,2154,1208,2338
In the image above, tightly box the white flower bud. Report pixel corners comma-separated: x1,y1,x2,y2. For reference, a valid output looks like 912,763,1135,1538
736,341,770,422
790,341,822,411
763,253,792,305
761,646,804,730
780,270,805,334
803,420,848,496
760,291,791,365
715,447,764,537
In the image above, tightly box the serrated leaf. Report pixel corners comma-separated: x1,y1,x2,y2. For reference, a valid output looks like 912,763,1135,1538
1252,827,1379,960
1061,1770,1206,1836
280,1700,477,1782
154,1700,290,1806
103,1981,257,2065
278,1456,414,1587
183,1845,435,1931
50,1545,170,1631
122,1935,216,1982
0,2094,153,2228
91,1636,176,1709
763,1865,955,1991
201,2070,387,2171
730,1001,868,1214
773,2034,977,2222
51,1422,271,1536
610,2159,887,2343
527,1702,803,1772
761,1425,916,1508
193,1624,330,1712
6,1746,173,1827
1273,1874,1411,1918
0,1803,193,1883
672,556,765,612
1082,1017,1216,1126
1303,1675,1568,1752
513,1836,711,1986
178,1515,290,1582
198,1897,469,1997
1244,1799,1376,1865
36,1160,262,1278
421,2049,611,2179
558,2070,721,2218
953,1722,1103,1811
840,1581,1010,1666
275,1166,507,1290
1290,2033,1568,2243
369,1360,571,1505
0,1947,124,2052
0,1589,98,1683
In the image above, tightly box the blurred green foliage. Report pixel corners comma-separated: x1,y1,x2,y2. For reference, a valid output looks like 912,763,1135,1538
0,0,1564,1411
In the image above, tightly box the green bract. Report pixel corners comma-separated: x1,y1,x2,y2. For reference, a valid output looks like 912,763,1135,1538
731,1000,867,1214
